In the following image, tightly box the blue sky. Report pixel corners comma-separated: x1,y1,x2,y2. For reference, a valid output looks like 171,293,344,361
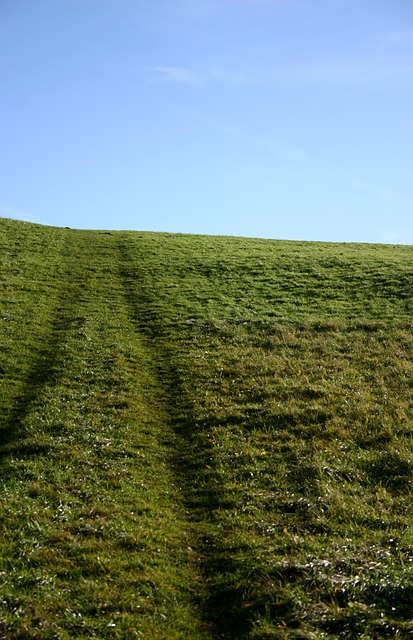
1,0,412,243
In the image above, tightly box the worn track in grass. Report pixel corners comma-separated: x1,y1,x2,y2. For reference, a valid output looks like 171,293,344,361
117,236,255,637
1,236,92,461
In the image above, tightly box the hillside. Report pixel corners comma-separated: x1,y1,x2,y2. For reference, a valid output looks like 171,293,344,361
1,217,413,638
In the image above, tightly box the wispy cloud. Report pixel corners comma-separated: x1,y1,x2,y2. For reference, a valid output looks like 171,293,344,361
380,28,413,48
151,65,201,86
150,54,413,91
209,68,251,87
351,179,409,202
269,56,413,88
150,65,252,87
202,115,311,161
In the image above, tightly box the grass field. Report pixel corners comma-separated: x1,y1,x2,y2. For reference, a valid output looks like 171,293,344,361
1,217,413,638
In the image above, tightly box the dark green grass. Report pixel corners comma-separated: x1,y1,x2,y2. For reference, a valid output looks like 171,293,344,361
1,218,413,638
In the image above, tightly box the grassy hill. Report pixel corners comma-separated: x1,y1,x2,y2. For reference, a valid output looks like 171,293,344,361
1,216,413,639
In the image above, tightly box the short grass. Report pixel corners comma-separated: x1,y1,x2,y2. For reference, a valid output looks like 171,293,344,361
1,218,413,638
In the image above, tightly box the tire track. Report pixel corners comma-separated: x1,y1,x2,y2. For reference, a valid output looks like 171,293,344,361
117,235,254,638
0,234,92,463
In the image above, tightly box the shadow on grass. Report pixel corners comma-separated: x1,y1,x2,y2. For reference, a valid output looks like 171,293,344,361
117,238,294,638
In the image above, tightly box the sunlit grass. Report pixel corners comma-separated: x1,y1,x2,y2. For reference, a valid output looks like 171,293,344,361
1,218,413,637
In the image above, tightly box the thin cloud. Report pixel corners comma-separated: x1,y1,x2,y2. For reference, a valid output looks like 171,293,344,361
209,68,252,87
203,116,311,161
150,55,413,91
380,28,413,48
351,179,409,202
248,134,310,161
151,66,201,86
311,58,412,86
151,65,252,87
269,55,413,88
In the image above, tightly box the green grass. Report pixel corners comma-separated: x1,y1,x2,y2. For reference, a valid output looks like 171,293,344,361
1,217,413,638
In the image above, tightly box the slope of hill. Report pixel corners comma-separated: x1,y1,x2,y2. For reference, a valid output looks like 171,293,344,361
1,217,413,638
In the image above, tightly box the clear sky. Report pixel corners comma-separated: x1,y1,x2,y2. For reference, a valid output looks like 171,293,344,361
1,0,412,243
